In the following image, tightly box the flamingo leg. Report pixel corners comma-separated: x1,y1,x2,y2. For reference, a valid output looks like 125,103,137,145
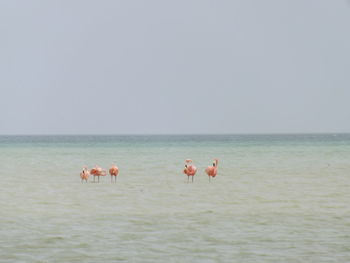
209,176,211,183
98,176,100,183
111,176,112,183
115,176,117,183
187,176,189,183
192,176,194,183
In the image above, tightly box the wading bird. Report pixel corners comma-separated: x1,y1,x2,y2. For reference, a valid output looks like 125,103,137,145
90,165,106,183
109,164,119,183
205,159,219,182
80,166,90,183
183,159,197,183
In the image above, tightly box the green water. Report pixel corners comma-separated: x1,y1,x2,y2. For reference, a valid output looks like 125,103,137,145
0,135,349,262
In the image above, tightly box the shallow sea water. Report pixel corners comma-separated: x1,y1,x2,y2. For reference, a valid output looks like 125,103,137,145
0,135,349,262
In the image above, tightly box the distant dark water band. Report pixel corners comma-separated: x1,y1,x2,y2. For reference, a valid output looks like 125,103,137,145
0,134,349,146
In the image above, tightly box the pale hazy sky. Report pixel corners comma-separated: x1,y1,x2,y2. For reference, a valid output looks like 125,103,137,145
0,0,349,134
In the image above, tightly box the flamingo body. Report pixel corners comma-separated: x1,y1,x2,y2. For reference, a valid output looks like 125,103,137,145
183,165,197,176
90,166,106,182
205,159,219,181
183,159,197,183
109,165,119,183
80,167,90,183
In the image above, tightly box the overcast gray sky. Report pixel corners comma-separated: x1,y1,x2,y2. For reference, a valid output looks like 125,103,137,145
0,0,349,134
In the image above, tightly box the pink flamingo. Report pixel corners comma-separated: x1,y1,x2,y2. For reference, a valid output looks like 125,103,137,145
90,165,106,183
205,159,219,182
183,159,197,183
109,164,119,183
80,166,90,183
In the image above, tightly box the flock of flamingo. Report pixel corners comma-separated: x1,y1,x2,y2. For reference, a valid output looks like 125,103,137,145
80,159,218,183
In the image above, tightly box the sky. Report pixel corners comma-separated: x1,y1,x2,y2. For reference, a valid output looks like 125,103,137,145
0,0,349,135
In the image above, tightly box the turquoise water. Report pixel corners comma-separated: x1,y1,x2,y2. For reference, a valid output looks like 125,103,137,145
0,134,349,262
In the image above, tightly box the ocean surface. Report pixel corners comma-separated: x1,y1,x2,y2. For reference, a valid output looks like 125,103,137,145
0,134,349,262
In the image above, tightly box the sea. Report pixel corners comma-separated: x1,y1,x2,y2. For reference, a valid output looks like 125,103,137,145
0,134,349,262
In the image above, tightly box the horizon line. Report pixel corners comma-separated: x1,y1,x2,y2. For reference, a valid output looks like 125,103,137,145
1,132,349,136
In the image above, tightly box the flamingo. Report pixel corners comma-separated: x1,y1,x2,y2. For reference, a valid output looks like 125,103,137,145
183,159,197,183
205,159,219,182
90,165,106,183
80,166,90,183
109,164,119,183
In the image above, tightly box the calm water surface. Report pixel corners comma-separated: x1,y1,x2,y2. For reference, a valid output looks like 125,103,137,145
0,134,349,262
